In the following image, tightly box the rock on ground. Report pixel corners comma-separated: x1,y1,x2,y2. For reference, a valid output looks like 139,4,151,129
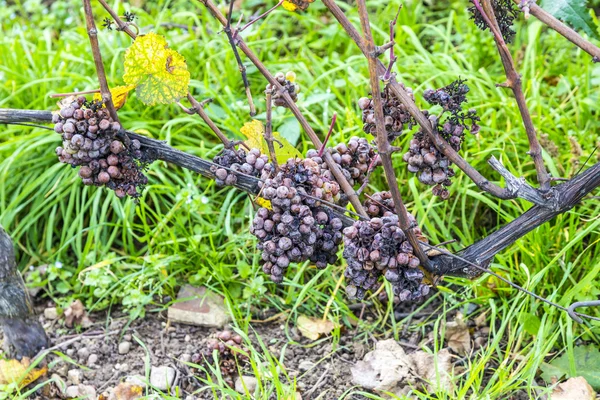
167,284,231,328
235,375,258,394
150,365,176,391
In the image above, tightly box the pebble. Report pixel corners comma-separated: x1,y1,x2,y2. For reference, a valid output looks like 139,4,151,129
123,334,132,341
67,369,83,385
298,360,315,372
234,375,258,394
184,335,191,342
55,363,69,377
125,375,147,388
77,347,90,360
150,365,176,391
87,354,98,367
66,349,75,357
180,353,192,363
44,307,58,320
118,341,131,355
65,384,96,399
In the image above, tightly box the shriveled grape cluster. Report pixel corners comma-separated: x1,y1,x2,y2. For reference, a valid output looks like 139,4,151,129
343,213,429,302
404,80,480,199
359,85,416,143
307,137,379,187
210,147,272,187
267,71,299,107
251,158,344,283
53,96,147,198
193,330,249,387
468,0,518,43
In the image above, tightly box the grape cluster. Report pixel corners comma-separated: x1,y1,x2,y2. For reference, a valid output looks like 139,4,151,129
342,214,430,302
251,158,344,282
404,80,480,199
193,330,249,387
210,147,272,187
364,191,395,218
53,96,148,198
359,85,416,143
267,71,299,107
307,137,379,188
468,0,518,43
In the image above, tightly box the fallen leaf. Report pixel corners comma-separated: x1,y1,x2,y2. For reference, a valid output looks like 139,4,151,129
445,312,471,355
112,382,144,400
297,315,336,341
123,32,190,106
410,349,453,392
0,358,47,387
64,299,93,328
93,85,135,110
550,376,596,400
239,119,302,164
541,345,600,390
254,196,272,210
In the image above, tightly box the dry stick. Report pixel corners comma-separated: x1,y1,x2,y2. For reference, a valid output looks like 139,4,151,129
82,0,119,123
224,0,257,116
199,0,367,217
355,0,430,268
321,0,527,204
96,0,232,148
476,0,550,191
515,0,600,61
264,89,279,171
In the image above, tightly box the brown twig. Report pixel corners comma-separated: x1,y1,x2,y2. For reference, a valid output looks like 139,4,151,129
224,0,257,116
198,0,367,217
82,0,119,123
355,0,430,268
321,0,555,206
476,0,550,191
514,0,600,61
264,89,279,171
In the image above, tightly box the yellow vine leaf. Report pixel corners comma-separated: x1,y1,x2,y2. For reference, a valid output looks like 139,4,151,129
240,119,301,164
123,32,190,106
0,358,47,387
93,85,136,110
255,196,272,210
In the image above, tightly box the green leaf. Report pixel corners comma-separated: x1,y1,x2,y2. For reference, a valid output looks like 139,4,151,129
518,312,541,335
278,117,301,146
539,0,599,39
540,345,600,389
123,32,190,106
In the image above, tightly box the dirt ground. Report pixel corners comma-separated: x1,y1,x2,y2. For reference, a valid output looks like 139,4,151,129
4,304,378,400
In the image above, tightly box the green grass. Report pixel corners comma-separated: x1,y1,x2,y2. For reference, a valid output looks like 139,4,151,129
1,0,600,398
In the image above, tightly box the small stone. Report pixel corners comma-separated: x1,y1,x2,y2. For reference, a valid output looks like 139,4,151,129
87,354,98,367
298,360,315,372
234,375,258,394
65,384,96,399
167,284,231,328
67,369,83,385
125,375,147,388
66,349,75,357
180,353,192,363
150,366,176,391
184,335,191,342
44,307,59,320
123,334,132,341
118,341,131,355
77,347,90,360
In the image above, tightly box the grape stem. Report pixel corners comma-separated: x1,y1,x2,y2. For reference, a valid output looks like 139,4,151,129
355,0,431,269
198,0,368,217
234,0,285,35
475,0,550,191
317,112,337,158
224,0,257,117
95,0,234,148
264,89,279,171
82,0,120,124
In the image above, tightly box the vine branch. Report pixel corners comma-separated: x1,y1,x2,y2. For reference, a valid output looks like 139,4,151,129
355,0,431,268
82,0,119,123
476,0,551,191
